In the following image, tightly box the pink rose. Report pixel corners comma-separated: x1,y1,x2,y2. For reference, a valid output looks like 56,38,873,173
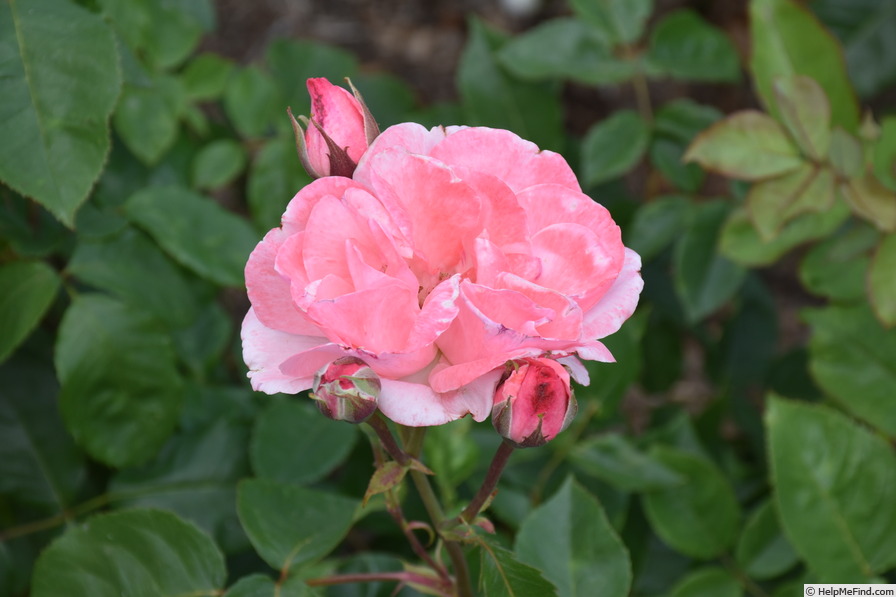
491,358,577,448
243,81,642,427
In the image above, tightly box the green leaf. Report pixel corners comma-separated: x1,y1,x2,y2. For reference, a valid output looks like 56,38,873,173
237,479,358,573
67,226,204,328
110,418,250,553
224,66,284,139
265,39,359,114
55,294,183,467
0,354,85,510
225,574,321,597
650,101,722,192
804,304,896,438
114,72,187,165
626,196,693,261
874,117,896,191
192,139,247,189
869,233,896,326
674,201,746,323
173,304,233,377
647,10,740,82
458,17,564,152
424,417,480,506
181,53,234,101
798,222,877,301
124,185,258,287
581,316,642,416
812,0,896,98
0,261,60,363
642,446,740,559
581,110,649,186
840,172,896,232
735,500,799,580
31,509,226,597
773,76,831,160
767,397,896,581
569,0,652,44
498,18,636,85
750,0,859,131
747,164,836,240
668,568,741,597
478,541,558,597
251,399,357,486
719,201,851,266
684,111,803,180
571,434,682,491
0,0,121,226
515,478,631,597
829,127,864,179
248,136,313,231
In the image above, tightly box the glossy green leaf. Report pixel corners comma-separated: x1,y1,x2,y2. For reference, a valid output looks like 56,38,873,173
767,397,896,581
251,399,357,486
812,0,896,98
225,574,321,597
124,185,258,287
669,568,741,597
674,201,746,323
773,76,831,160
626,196,693,261
748,164,835,240
192,139,247,189
874,117,896,191
569,0,652,44
650,100,722,192
224,66,284,139
582,110,649,186
719,201,851,266
0,261,60,363
56,294,183,467
172,304,233,377
642,446,740,559
0,354,84,510
478,541,558,597
647,10,740,82
736,500,799,580
570,434,682,491
750,0,859,131
31,509,226,597
498,18,636,85
248,136,313,231
424,417,480,506
114,72,187,165
182,53,234,101
237,479,358,573
798,222,877,301
869,233,896,326
0,0,121,226
515,478,631,597
684,111,802,180
68,226,203,328
804,304,896,438
110,418,250,553
458,17,564,152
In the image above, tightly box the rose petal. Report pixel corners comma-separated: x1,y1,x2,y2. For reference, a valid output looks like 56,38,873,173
583,248,643,340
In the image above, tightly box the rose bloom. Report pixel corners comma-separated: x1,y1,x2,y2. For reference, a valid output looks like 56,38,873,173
243,111,642,426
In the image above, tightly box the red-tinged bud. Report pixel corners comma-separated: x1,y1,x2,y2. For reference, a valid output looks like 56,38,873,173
289,77,379,179
311,356,380,424
491,358,577,448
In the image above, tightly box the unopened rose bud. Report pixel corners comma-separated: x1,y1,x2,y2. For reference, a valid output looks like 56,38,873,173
289,77,379,179
491,358,577,448
311,356,380,423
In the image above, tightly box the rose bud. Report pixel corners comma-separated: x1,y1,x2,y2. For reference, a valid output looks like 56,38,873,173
289,77,379,178
491,358,577,448
311,356,381,424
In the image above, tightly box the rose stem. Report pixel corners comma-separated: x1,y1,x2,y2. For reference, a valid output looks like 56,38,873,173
403,426,474,597
459,439,516,524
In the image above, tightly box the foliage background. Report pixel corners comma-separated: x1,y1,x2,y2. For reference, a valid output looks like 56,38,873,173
2,0,896,595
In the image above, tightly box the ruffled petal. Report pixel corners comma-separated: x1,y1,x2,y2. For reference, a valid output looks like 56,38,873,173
583,248,644,341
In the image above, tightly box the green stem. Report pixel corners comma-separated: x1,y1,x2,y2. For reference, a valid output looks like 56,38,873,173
367,413,412,466
459,440,515,523
402,426,473,597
